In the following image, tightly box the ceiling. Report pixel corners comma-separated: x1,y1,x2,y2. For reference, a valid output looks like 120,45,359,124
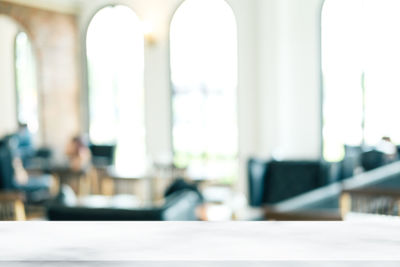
3,0,82,14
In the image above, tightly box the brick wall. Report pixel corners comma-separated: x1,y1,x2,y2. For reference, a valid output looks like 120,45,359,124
0,1,80,162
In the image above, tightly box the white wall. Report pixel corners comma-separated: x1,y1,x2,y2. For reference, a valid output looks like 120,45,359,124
77,0,325,196
228,0,259,194
0,15,18,137
257,0,324,160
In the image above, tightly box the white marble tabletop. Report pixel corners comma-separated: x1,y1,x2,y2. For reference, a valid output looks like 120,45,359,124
0,221,400,266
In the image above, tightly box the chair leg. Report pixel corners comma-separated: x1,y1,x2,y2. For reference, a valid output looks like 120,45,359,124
14,200,26,221
340,193,351,219
101,177,114,196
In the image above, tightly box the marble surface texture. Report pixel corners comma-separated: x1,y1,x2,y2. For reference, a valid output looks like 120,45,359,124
0,221,400,266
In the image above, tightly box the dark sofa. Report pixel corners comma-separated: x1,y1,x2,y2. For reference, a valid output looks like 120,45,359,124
46,188,202,221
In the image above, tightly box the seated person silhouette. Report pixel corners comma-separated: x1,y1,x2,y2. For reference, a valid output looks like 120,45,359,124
376,136,398,161
65,135,91,172
15,123,35,167
0,135,52,203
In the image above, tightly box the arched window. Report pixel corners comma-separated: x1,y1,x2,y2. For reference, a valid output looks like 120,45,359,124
86,5,146,174
0,15,38,137
170,0,238,182
322,0,400,161
15,31,39,133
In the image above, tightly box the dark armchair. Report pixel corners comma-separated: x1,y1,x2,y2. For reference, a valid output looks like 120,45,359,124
248,158,329,206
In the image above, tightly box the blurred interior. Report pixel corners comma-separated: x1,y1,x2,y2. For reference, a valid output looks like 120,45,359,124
1,0,400,222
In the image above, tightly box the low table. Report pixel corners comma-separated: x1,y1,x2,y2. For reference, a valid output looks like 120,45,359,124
1,221,399,266
75,194,144,209
105,167,157,201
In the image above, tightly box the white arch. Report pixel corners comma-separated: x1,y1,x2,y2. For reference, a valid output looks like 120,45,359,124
169,0,239,181
86,5,146,174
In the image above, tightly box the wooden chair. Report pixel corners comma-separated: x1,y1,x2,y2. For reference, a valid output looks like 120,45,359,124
88,166,114,195
51,168,90,197
0,192,26,221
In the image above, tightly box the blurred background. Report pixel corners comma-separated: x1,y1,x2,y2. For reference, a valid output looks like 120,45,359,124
1,0,400,222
